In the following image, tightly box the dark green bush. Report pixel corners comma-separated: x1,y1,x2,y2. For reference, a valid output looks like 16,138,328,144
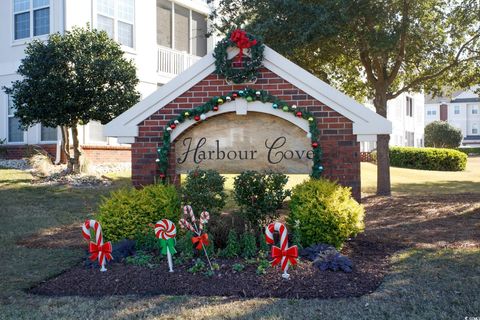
241,232,258,258
182,169,226,215
233,171,289,228
97,184,181,242
424,121,463,148
221,230,241,258
457,147,480,156
288,178,365,249
389,147,467,171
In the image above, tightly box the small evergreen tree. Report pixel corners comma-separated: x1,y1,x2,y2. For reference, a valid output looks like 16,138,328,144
241,232,257,259
221,230,240,258
424,121,463,148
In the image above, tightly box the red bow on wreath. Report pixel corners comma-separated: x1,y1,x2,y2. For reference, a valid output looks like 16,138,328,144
271,245,298,271
89,241,113,263
230,29,257,62
191,233,209,250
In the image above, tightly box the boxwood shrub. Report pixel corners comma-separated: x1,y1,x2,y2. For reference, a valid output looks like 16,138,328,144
97,184,181,242
389,147,466,171
457,147,480,156
288,178,364,249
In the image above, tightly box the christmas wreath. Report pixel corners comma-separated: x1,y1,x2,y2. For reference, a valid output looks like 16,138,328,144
156,88,324,182
213,29,264,84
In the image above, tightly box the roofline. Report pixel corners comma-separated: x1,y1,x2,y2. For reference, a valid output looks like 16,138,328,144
105,46,391,138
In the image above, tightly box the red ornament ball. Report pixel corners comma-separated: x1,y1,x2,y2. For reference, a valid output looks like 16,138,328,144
194,115,201,121
213,105,219,111
296,111,302,117
170,124,176,129
159,173,166,179
232,93,238,98
312,142,319,148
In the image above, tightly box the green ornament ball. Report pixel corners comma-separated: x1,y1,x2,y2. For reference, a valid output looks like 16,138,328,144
246,96,253,102
218,98,224,104
282,106,289,112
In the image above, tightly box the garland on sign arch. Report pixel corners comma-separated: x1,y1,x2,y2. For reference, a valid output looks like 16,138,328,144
213,29,264,84
156,88,324,182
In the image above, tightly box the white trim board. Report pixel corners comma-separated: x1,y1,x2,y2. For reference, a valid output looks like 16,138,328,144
105,46,392,141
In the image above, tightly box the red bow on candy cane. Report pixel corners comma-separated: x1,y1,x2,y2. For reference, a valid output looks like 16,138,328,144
89,241,113,263
271,245,298,271
230,29,257,62
191,233,209,250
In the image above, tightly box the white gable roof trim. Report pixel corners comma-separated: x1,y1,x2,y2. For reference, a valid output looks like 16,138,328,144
105,46,391,142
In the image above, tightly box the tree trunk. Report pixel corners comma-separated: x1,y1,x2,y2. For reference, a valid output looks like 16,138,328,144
71,124,81,174
373,89,391,196
60,126,73,173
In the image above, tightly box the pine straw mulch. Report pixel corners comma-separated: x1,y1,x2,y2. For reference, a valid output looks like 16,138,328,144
22,193,480,299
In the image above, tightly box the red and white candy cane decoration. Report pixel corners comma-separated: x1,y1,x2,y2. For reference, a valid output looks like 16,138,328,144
179,205,213,271
265,222,298,279
82,219,112,272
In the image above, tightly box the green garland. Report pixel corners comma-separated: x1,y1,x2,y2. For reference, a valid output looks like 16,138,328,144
213,30,264,84
156,88,324,181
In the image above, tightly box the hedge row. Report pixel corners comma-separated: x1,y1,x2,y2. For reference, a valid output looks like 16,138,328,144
457,147,480,156
389,147,467,171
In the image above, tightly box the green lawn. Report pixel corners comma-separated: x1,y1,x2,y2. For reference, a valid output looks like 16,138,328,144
362,156,480,195
0,164,479,319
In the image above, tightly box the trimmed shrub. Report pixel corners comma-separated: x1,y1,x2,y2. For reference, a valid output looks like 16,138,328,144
389,147,466,171
233,171,290,228
424,121,463,148
182,169,226,215
288,178,364,249
97,184,181,242
457,147,480,156
241,232,257,258
221,230,241,258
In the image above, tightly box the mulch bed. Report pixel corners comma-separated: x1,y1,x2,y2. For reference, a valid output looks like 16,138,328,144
29,236,401,299
23,193,480,299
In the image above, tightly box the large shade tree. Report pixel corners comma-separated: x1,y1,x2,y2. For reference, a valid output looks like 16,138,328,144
212,0,480,195
4,26,140,173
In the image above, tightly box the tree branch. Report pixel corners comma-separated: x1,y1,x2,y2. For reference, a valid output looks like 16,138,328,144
387,0,409,85
388,31,480,99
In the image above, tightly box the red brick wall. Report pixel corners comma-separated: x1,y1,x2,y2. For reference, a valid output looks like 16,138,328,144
80,145,131,164
133,68,361,200
1,144,57,160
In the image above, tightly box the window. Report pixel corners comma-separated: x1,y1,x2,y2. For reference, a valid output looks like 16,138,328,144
156,0,208,57
13,0,50,40
454,105,460,115
405,131,414,147
157,0,172,47
97,0,134,48
472,105,479,115
7,95,25,143
40,125,57,141
406,96,413,117
191,11,207,56
473,124,479,135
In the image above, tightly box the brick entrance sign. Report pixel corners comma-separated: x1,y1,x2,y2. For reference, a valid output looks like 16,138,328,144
106,46,391,201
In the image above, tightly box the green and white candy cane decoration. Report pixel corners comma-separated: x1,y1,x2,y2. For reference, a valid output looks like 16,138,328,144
154,219,177,272
155,87,324,181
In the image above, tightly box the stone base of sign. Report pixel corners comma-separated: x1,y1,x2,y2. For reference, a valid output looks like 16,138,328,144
133,68,360,200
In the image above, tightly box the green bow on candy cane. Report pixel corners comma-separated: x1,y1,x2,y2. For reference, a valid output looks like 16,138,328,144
159,238,177,256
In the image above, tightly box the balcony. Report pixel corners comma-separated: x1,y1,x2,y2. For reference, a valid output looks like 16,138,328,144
157,45,202,76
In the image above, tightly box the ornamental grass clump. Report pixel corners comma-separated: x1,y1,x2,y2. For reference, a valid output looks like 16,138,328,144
97,184,181,242
288,178,364,249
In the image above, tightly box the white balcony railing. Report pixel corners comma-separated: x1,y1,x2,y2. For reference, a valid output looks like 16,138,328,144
157,46,202,76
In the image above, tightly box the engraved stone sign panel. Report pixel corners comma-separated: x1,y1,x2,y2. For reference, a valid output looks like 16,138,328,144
174,112,313,174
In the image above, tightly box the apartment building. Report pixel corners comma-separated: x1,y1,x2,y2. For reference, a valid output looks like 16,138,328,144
0,0,212,162
361,92,425,152
424,87,480,146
